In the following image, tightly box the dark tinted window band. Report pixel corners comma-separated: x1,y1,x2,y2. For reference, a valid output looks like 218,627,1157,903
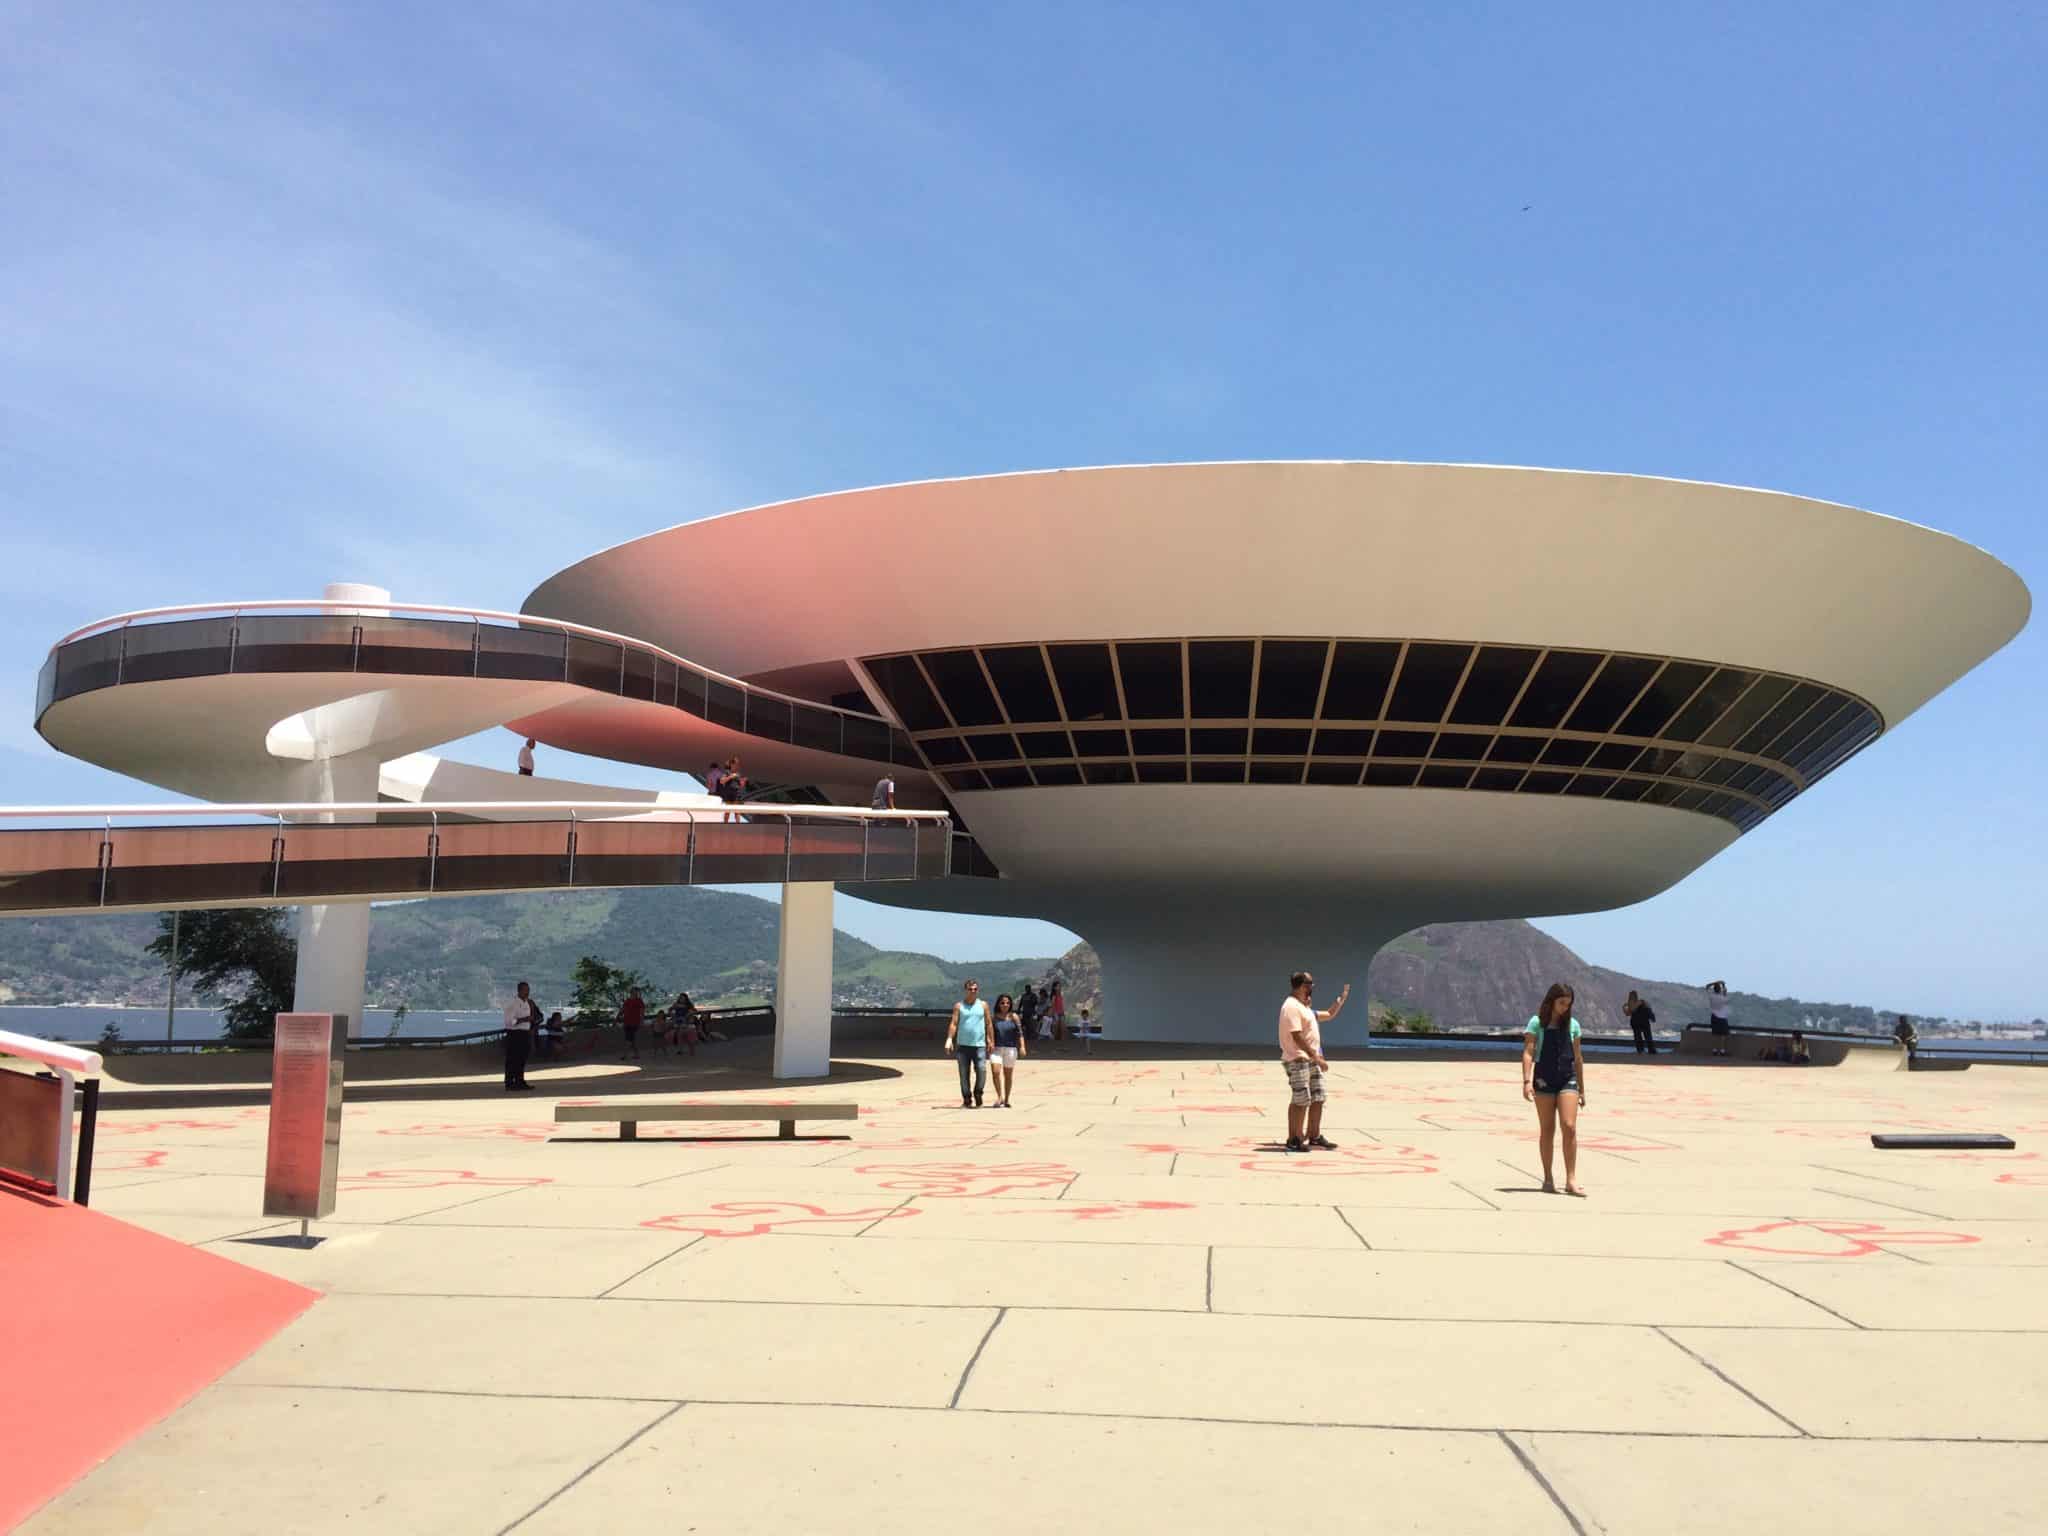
864,635,1883,836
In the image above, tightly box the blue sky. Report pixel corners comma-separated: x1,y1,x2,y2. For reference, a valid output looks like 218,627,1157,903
3,4,2042,1018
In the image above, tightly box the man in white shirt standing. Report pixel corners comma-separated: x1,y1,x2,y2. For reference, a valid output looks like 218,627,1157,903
503,980,539,1091
870,774,895,810
1279,970,1349,1153
517,739,536,777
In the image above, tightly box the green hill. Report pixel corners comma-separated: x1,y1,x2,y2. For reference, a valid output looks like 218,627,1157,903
0,892,2024,1030
0,888,1058,1012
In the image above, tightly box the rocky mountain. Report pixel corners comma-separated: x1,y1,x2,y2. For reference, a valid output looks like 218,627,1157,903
1038,923,1962,1036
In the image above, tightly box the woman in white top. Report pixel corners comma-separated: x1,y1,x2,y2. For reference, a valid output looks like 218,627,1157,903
1521,982,1588,1196
1706,980,1731,1056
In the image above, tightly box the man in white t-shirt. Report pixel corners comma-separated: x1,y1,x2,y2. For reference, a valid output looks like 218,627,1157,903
517,739,536,776
871,775,896,810
1279,970,1350,1153
502,980,539,1091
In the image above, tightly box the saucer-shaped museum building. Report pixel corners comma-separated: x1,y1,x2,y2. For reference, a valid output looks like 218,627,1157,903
33,462,2029,1044
517,462,2029,1040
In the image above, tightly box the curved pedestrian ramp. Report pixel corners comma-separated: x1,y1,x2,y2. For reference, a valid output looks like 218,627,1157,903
0,802,952,916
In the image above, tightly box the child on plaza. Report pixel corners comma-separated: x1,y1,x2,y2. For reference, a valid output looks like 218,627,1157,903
1521,982,1588,1196
988,992,1026,1106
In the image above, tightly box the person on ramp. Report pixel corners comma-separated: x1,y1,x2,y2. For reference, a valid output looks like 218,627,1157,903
1278,970,1349,1153
1522,982,1588,1196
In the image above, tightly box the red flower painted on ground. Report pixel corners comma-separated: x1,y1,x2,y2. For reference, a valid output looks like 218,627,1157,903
378,1122,556,1142
337,1168,553,1192
1236,1144,1441,1176
1139,1104,1262,1115
999,1199,1196,1222
98,1118,239,1136
1993,1171,2048,1186
1704,1220,1981,1258
94,1148,170,1172
851,1160,1076,1196
641,1201,920,1238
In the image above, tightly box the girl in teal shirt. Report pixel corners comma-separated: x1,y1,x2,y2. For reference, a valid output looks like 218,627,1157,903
1521,982,1588,1196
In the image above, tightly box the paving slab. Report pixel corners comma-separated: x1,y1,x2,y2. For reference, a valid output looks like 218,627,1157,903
1741,1256,2048,1328
1063,1170,1496,1210
1211,1246,1848,1326
226,1291,992,1407
1351,1207,1926,1262
1666,1326,2048,1438
959,1309,1794,1433
20,1385,661,1536
865,1195,1364,1248
518,1402,1573,1535
614,1231,1207,1310
1515,1431,2047,1536
203,1221,693,1298
407,1181,908,1232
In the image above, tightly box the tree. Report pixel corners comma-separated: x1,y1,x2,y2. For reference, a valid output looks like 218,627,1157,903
570,954,653,1019
148,910,296,1040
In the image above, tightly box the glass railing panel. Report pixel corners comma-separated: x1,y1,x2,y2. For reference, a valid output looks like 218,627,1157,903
652,656,679,707
786,819,866,882
622,647,659,702
841,716,891,763
790,705,842,754
476,624,569,682
747,695,792,743
102,824,282,908
858,823,917,881
276,822,435,899
118,617,236,686
430,819,575,891
568,817,690,888
354,616,476,678
35,652,58,718
705,679,746,731
685,819,790,883
0,828,109,911
890,728,919,766
231,614,361,675
675,665,708,716
566,635,624,694
46,631,125,704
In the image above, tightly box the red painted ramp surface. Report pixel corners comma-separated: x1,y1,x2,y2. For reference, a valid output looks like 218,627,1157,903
0,1188,317,1530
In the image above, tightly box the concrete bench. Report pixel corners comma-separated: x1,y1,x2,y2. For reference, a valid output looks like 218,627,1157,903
554,1101,858,1140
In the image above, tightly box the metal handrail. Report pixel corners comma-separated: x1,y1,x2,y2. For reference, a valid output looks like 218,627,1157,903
0,1027,105,1076
48,599,889,725
0,801,951,826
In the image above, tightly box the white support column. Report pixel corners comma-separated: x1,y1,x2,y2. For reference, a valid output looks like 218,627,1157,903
284,582,389,1037
773,881,836,1079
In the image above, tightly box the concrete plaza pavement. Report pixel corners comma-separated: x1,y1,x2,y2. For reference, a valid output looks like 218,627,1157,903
23,1039,2048,1534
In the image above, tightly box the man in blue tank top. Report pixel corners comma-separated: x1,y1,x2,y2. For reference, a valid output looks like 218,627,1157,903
945,979,990,1108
